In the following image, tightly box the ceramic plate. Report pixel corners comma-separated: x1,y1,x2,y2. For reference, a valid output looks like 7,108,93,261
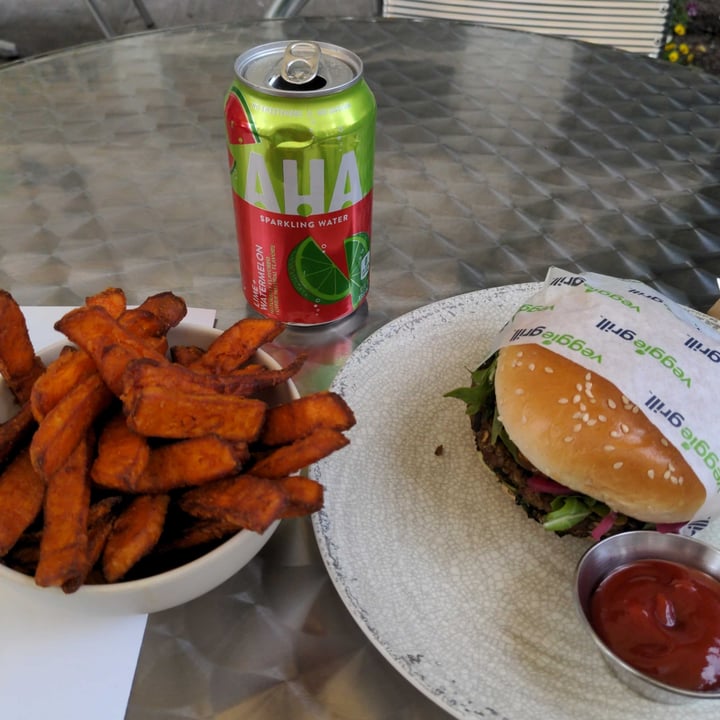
311,284,720,720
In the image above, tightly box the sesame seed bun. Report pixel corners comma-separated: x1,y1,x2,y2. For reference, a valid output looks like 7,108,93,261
494,343,706,524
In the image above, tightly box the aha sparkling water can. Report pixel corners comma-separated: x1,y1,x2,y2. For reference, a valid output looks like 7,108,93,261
225,40,376,325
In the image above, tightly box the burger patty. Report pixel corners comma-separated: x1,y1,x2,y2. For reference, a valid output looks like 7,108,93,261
470,410,644,538
471,411,555,522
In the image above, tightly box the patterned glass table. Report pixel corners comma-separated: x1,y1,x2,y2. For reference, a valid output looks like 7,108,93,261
1,16,720,720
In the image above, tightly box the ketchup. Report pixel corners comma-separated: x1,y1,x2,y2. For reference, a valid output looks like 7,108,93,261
590,559,720,692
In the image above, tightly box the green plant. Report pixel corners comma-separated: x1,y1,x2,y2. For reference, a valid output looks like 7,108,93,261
661,0,705,65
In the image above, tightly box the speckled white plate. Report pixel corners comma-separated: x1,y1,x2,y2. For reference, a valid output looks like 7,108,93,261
311,284,720,720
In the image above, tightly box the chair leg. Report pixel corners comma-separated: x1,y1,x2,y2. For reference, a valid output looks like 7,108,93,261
0,39,20,59
83,0,115,38
132,0,156,29
264,0,311,19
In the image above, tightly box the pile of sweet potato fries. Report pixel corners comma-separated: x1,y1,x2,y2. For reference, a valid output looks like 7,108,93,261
0,288,355,593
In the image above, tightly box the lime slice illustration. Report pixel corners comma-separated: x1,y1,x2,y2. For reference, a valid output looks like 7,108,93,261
288,236,350,304
344,233,370,308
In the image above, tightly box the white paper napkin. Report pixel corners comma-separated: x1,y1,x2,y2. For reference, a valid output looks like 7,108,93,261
0,305,217,720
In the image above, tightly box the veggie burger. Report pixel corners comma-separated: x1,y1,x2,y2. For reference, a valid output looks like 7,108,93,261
448,343,706,539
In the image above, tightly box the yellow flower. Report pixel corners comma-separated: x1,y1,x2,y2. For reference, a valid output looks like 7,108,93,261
665,42,677,51
680,43,690,54
674,23,686,36
668,50,680,62
688,53,695,62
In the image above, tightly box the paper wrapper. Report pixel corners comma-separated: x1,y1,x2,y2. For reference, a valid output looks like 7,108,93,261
490,268,720,535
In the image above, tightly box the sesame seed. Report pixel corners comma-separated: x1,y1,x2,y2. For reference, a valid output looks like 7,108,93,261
572,412,583,420
613,462,624,470
632,406,640,414
604,445,615,452
573,394,581,404
558,398,569,404
564,436,574,443
585,373,592,381
608,399,617,409
610,431,621,438
580,403,587,412
620,423,629,434
648,469,655,479
576,383,583,392
515,388,524,395
678,476,684,485
544,366,554,374
582,413,590,422
516,351,523,358
528,363,535,371
664,470,671,480
660,438,669,447
598,415,607,422
573,423,582,432
587,419,597,426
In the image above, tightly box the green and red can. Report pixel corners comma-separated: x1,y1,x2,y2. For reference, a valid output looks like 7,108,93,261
225,40,376,325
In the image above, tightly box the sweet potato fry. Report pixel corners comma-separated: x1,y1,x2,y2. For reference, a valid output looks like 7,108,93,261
88,495,123,526
123,353,305,399
31,293,185,420
188,317,284,375
137,436,248,492
178,474,287,533
220,353,306,395
95,434,248,493
159,517,241,552
251,428,349,478
117,292,187,348
125,291,187,335
122,382,267,441
170,345,205,366
277,476,324,518
0,448,45,557
30,372,114,479
0,403,37,468
0,289,45,403
90,413,150,492
85,496,123,575
86,287,127,318
2,531,41,575
55,305,169,395
30,346,98,421
102,494,170,582
261,391,356,446
35,435,92,593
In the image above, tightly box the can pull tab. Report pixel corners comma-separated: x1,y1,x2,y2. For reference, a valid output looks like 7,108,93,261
280,41,321,84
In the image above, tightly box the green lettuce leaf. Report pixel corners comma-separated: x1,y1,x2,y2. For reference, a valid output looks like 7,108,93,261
444,356,497,416
542,496,592,532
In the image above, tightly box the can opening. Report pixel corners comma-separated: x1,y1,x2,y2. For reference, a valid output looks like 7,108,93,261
267,42,328,92
269,74,328,92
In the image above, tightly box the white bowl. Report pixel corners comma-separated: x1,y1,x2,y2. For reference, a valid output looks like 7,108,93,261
0,323,297,615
